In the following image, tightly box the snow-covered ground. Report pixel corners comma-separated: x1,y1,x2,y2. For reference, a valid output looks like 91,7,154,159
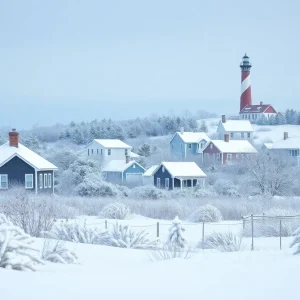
1,239,299,300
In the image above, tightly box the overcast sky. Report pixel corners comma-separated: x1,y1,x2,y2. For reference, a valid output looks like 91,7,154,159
0,0,299,129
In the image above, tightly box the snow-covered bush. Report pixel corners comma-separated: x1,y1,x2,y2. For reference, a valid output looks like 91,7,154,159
100,202,130,220
214,179,240,197
42,239,78,264
188,204,222,223
149,244,192,261
131,185,167,200
46,222,107,244
1,189,58,237
205,232,242,252
0,214,43,271
104,223,157,249
291,226,300,255
167,216,187,248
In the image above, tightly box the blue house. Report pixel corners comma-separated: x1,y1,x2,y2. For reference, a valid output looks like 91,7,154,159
152,162,206,190
102,159,145,186
170,130,210,160
0,129,58,194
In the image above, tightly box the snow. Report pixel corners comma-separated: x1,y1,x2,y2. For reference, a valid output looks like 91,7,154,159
143,165,158,177
175,131,210,143
0,142,57,170
93,139,132,149
220,120,254,132
102,160,140,172
268,136,300,150
160,162,206,178
210,140,258,153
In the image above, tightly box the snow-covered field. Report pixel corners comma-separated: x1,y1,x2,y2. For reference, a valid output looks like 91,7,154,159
1,215,299,300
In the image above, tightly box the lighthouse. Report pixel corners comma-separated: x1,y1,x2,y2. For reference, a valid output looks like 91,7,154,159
240,54,252,111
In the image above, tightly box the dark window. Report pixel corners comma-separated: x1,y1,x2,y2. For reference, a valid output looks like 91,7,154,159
108,149,111,155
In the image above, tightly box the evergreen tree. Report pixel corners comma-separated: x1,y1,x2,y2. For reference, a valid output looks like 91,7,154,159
167,216,187,248
200,120,208,132
137,144,151,157
257,115,268,125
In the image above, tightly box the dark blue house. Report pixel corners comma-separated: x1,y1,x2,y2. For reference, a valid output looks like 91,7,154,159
102,159,145,186
152,162,206,190
0,129,58,194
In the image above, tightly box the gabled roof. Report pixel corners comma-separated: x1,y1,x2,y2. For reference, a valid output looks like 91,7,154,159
207,140,258,154
267,136,300,150
92,139,132,149
102,160,145,172
171,132,210,144
143,165,158,177
240,104,277,114
0,142,57,170
218,120,253,132
154,162,206,178
130,152,141,158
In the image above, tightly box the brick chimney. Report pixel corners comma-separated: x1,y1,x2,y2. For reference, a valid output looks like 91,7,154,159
222,115,226,123
284,132,288,140
125,155,130,164
180,127,184,135
9,129,19,147
260,101,263,105
224,134,230,142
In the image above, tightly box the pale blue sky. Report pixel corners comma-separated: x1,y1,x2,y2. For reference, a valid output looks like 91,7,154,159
0,0,299,128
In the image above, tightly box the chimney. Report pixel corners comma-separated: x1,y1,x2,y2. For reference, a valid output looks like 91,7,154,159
180,127,184,135
284,132,288,140
221,115,226,123
9,129,19,147
224,134,230,143
125,155,130,164
260,101,263,105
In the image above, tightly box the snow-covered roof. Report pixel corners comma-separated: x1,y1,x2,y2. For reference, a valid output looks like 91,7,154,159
130,152,140,158
156,162,206,178
240,104,276,114
173,132,210,144
143,165,158,177
219,120,253,132
102,160,144,172
209,140,258,153
93,139,132,149
267,136,300,150
263,143,273,150
0,142,57,170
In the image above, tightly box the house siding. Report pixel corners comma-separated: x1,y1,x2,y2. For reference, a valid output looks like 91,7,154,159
154,165,173,190
203,142,222,164
37,170,54,194
0,156,54,193
170,133,185,160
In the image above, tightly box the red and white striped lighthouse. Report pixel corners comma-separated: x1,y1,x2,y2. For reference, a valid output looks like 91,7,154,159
240,53,252,111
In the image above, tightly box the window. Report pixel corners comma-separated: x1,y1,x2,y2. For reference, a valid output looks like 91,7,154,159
230,132,234,138
88,149,89,156
125,149,128,155
241,132,245,138
247,133,251,138
216,153,221,161
0,174,8,189
108,149,111,155
210,143,213,149
91,149,93,155
157,178,161,188
162,166,165,173
44,174,48,188
101,149,103,155
227,154,232,162
165,178,169,189
133,164,136,169
97,149,99,154
48,173,52,188
39,174,43,189
188,144,192,149
25,174,33,189
290,150,299,157
240,154,244,160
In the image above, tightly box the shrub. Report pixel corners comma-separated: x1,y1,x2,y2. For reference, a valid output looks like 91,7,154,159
42,239,79,264
214,179,240,197
1,189,58,237
100,202,130,220
46,222,107,244
149,244,192,261
188,204,222,222
167,216,187,248
0,214,43,271
205,232,242,252
104,223,157,249
290,226,300,255
131,185,167,200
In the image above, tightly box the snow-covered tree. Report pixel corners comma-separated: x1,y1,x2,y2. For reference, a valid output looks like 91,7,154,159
100,202,130,220
290,227,300,255
257,115,268,125
188,204,223,222
200,120,208,133
137,143,151,157
167,216,187,248
0,214,43,271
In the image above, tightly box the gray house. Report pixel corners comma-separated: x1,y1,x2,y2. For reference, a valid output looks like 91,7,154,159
0,129,57,193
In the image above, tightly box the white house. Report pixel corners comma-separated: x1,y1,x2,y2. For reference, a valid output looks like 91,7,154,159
142,165,158,185
239,102,277,122
86,139,132,164
217,115,253,140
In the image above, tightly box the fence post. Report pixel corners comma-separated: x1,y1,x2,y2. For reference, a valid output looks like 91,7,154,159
105,220,108,230
157,222,160,238
279,219,282,250
251,214,254,251
202,221,205,250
